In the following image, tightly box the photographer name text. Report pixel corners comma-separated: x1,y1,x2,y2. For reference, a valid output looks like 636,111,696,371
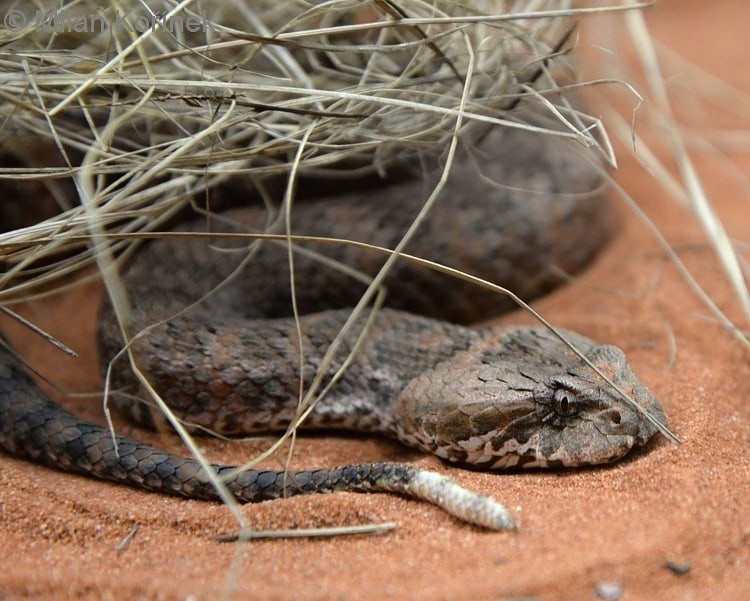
3,8,217,34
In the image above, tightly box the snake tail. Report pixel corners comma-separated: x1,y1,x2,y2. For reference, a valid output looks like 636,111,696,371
0,344,514,530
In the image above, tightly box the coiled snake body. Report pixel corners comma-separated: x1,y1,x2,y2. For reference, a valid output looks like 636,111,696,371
0,126,668,530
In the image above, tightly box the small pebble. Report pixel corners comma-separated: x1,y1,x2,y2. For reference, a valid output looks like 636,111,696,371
595,582,623,601
665,559,691,575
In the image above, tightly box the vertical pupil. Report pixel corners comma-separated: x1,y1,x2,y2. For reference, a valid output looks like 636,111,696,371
555,389,573,415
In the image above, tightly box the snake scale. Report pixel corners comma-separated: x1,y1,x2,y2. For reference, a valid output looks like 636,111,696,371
0,124,668,530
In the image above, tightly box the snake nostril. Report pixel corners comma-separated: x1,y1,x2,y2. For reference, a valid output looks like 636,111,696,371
611,411,622,425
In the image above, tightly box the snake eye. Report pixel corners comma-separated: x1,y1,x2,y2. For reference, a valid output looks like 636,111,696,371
552,387,577,417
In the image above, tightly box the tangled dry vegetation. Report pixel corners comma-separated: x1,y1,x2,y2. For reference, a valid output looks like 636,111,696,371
0,1,633,307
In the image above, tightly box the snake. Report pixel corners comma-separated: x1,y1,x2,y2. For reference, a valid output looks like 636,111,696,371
0,123,668,530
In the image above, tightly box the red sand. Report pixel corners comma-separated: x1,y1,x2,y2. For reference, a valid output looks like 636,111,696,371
1,2,748,599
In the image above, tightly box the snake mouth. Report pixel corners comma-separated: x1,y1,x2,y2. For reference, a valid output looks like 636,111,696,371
484,432,645,469
431,422,641,469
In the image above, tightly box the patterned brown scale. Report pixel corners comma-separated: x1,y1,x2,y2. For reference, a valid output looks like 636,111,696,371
0,123,668,530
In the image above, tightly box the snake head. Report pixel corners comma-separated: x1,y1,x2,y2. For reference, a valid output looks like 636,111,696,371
394,327,669,470
522,339,668,468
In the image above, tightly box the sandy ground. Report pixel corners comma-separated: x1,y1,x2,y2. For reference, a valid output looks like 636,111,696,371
1,1,749,599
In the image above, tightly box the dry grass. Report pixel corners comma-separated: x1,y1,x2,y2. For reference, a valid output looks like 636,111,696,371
595,7,749,347
0,0,630,303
